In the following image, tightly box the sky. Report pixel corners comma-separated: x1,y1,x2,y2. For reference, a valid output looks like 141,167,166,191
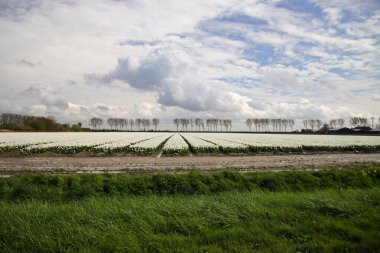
0,0,379,130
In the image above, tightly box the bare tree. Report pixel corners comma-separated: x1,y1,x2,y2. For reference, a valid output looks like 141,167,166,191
179,118,190,131
173,118,180,131
89,117,96,130
129,119,134,131
316,119,323,131
360,118,368,127
302,120,308,130
97,118,103,129
218,119,223,132
350,117,368,127
289,119,295,132
180,119,186,131
107,118,115,130
195,118,202,131
245,119,252,132
142,119,150,131
89,117,103,130
329,119,337,128
152,118,160,131
120,118,127,130
116,118,122,130
184,119,190,131
281,119,288,132
350,117,356,127
227,119,232,131
135,118,142,131
337,118,345,128
308,119,316,131
253,119,259,132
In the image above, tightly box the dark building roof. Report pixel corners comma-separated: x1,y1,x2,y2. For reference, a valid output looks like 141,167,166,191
328,127,380,135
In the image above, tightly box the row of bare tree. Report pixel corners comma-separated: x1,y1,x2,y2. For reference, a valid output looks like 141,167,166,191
349,117,368,127
303,117,371,131
329,118,345,128
90,117,160,131
245,118,296,132
173,118,232,132
302,119,324,131
90,116,378,131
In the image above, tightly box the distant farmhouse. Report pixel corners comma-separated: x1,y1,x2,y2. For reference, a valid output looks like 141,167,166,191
328,126,380,135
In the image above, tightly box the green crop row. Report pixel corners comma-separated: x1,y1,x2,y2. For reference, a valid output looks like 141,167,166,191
1,143,380,155
162,147,190,155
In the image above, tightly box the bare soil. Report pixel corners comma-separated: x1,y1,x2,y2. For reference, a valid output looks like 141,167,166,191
1,153,380,175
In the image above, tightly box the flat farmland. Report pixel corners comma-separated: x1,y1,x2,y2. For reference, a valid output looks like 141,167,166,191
1,132,380,174
1,132,380,155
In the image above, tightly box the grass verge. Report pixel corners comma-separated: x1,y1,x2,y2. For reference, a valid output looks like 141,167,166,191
1,167,380,252
0,166,379,201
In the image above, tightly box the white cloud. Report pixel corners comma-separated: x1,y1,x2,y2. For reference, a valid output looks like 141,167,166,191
0,0,378,124
251,98,361,120
91,47,254,114
372,94,380,101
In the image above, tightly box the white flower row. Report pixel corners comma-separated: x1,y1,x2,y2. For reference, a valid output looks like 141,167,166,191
0,132,72,147
22,133,126,151
95,133,165,149
163,134,188,151
184,133,380,147
130,134,172,149
181,134,218,150
0,132,177,153
187,133,248,149
1,132,380,154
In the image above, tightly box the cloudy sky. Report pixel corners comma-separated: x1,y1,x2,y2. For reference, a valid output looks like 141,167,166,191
0,0,379,129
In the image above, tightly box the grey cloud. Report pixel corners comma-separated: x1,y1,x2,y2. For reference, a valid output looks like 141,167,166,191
66,80,77,86
100,54,174,90
117,40,160,47
20,85,69,110
17,60,39,67
95,104,111,111
0,0,41,20
262,68,304,90
88,48,252,113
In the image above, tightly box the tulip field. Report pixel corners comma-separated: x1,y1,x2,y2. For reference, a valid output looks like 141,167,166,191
0,132,380,155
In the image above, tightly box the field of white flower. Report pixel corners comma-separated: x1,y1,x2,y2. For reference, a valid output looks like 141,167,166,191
182,133,249,153
128,134,172,155
0,132,379,155
162,134,189,155
186,133,380,153
180,134,218,153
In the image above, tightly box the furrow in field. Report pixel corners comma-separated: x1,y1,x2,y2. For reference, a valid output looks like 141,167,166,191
162,133,190,155
128,134,173,155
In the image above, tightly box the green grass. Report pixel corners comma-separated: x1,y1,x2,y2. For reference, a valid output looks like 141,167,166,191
1,167,380,252
1,187,380,252
1,167,379,201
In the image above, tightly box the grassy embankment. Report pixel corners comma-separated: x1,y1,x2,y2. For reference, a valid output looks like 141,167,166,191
1,167,380,252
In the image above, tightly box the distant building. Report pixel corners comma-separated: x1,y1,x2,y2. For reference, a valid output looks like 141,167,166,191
328,127,380,135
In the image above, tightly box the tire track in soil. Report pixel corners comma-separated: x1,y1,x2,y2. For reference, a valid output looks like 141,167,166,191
0,153,379,176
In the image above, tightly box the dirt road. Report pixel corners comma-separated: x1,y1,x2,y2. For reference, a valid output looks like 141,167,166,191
1,153,380,175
